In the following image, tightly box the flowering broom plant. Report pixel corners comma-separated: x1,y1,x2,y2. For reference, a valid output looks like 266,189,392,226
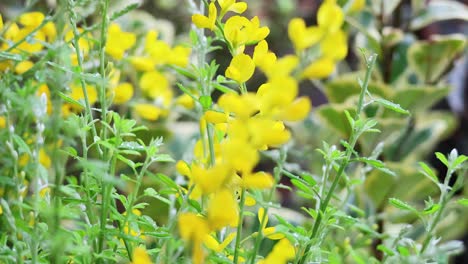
0,0,467,263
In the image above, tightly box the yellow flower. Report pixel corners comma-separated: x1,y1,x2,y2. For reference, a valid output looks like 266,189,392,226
191,164,231,195
42,22,57,42
18,148,51,168
0,116,6,128
204,232,236,252
179,213,210,264
176,160,191,177
258,238,295,264
139,71,172,102
225,53,255,83
65,27,92,65
261,55,299,79
130,57,156,72
301,57,336,79
253,40,277,70
218,0,248,18
245,16,270,44
105,23,136,60
14,28,45,53
131,247,152,264
349,0,366,13
134,104,163,121
37,83,51,100
218,92,259,120
257,208,284,240
0,14,3,31
242,171,274,189
15,60,34,74
249,119,291,148
257,76,298,115
69,84,98,107
192,3,217,30
222,138,258,173
207,189,239,230
19,12,44,27
276,97,311,122
39,186,50,198
288,18,323,51
111,82,134,104
176,94,195,109
245,194,256,206
224,16,269,49
39,148,51,168
317,0,344,33
320,29,348,61
167,45,192,68
0,205,3,215
204,110,228,124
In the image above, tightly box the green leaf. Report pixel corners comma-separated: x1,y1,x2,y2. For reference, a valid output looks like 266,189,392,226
315,104,355,137
144,187,158,197
377,244,395,256
452,155,468,170
397,246,410,257
325,78,392,104
423,203,440,215
110,3,139,21
389,86,450,114
151,154,174,163
143,188,171,205
58,91,84,109
408,35,466,83
373,98,410,115
357,158,385,168
199,95,212,110
410,1,468,30
291,179,310,194
435,152,449,167
457,198,468,207
389,198,417,212
418,162,439,184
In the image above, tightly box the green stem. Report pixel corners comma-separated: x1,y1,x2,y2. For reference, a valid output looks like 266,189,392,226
297,54,377,264
68,4,101,156
420,168,453,253
98,0,110,143
233,188,246,264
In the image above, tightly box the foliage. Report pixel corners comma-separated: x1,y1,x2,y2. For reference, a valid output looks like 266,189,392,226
0,0,467,263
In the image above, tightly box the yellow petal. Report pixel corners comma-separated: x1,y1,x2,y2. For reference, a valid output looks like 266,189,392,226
176,93,195,109
134,104,162,121
317,0,344,32
320,30,348,60
192,3,217,30
112,82,134,104
245,195,256,206
277,97,311,122
207,189,239,230
131,247,152,264
15,60,34,74
176,160,192,178
243,171,274,189
225,53,255,83
258,207,269,230
349,0,366,13
19,12,45,27
301,57,336,79
130,57,156,71
203,235,221,252
204,110,228,124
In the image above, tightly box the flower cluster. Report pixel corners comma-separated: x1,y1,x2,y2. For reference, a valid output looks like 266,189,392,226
174,0,352,262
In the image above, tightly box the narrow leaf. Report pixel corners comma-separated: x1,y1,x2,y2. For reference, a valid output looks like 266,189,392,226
374,98,410,114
